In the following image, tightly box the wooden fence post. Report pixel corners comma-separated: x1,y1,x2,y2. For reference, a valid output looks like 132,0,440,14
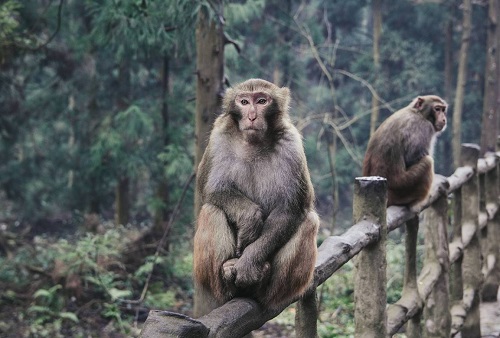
450,183,464,335
353,176,387,337
482,152,500,301
422,194,451,337
460,144,482,337
403,216,423,338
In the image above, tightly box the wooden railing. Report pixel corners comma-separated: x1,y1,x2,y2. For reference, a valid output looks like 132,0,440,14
140,143,500,337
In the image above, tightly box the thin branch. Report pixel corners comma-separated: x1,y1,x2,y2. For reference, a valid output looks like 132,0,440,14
324,117,363,166
122,172,196,305
33,0,64,50
224,33,241,53
295,19,337,105
296,94,415,135
334,69,396,112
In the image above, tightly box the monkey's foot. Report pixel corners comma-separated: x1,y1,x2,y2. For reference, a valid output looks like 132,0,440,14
409,200,428,213
222,258,238,283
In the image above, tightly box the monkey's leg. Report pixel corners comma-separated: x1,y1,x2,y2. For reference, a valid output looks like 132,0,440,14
193,204,237,316
259,211,320,309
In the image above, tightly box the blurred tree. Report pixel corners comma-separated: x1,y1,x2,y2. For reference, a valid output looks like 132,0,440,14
193,1,225,217
370,0,383,136
480,0,499,155
193,0,225,318
85,0,196,228
442,0,456,175
453,0,472,168
0,0,21,64
444,0,456,103
149,0,197,240
90,106,154,225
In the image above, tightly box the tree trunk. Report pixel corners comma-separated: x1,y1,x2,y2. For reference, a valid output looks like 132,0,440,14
353,177,388,337
423,196,451,337
444,4,454,102
114,60,131,225
480,0,499,155
460,144,482,337
153,55,171,239
115,176,130,225
326,132,338,232
193,1,225,318
282,0,292,87
370,0,382,136
441,12,454,175
193,3,224,218
452,0,472,168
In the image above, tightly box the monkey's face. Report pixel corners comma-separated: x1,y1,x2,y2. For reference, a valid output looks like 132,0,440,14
414,96,448,133
232,92,274,143
431,103,447,132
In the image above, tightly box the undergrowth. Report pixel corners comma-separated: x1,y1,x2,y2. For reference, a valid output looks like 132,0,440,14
0,225,193,337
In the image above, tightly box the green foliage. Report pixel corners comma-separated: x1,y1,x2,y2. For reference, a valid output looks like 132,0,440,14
22,283,81,336
28,285,79,326
91,105,154,178
225,0,265,24
386,237,405,303
102,302,130,333
158,144,192,183
144,287,177,309
86,0,198,58
0,226,189,336
317,263,355,336
57,229,134,300
0,1,21,45
162,251,193,282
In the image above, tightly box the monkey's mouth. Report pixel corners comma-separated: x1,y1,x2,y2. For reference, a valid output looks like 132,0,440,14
243,127,264,132
435,123,447,132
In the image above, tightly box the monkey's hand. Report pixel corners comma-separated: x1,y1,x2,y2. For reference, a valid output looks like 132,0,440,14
233,256,270,288
222,258,238,284
235,205,264,257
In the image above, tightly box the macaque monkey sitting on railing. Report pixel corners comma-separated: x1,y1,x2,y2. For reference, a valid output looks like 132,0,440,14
193,78,319,315
362,95,448,211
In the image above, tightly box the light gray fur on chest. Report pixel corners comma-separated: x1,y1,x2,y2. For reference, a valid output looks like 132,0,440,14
208,141,299,209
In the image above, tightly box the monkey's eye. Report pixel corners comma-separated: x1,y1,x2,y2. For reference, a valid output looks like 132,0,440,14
240,99,249,105
256,98,267,104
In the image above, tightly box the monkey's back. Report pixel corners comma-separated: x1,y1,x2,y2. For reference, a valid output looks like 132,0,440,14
362,107,435,179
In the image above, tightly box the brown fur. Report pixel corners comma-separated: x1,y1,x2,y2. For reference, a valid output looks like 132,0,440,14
193,79,319,315
362,95,447,210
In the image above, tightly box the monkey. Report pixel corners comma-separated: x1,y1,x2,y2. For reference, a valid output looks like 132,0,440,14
362,95,447,212
193,78,319,315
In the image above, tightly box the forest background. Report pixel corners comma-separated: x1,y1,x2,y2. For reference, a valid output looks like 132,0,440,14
0,0,498,337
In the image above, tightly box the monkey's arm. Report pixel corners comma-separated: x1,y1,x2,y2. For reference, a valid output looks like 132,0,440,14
205,188,262,225
233,206,303,287
233,155,312,288
389,155,433,190
205,184,264,257
198,146,263,226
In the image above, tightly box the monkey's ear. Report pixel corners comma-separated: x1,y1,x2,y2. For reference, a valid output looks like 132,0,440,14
278,87,291,113
413,97,424,110
222,88,235,113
